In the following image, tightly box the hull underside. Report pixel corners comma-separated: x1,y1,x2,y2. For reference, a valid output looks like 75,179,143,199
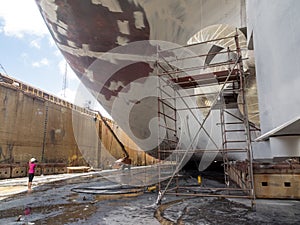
35,0,261,169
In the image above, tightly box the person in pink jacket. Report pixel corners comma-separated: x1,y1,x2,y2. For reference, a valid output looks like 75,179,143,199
28,158,37,192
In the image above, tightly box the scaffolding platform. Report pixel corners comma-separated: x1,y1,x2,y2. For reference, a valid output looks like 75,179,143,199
155,33,258,208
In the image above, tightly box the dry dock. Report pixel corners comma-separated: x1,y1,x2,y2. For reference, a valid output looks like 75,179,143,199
1,168,300,224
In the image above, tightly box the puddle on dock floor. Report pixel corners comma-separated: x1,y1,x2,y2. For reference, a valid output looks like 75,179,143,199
0,175,157,225
1,172,300,225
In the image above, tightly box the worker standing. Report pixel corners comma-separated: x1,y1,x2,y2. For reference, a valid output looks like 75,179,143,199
28,158,37,192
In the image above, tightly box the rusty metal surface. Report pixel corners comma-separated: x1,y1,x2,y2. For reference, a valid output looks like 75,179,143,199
170,69,239,89
34,0,250,157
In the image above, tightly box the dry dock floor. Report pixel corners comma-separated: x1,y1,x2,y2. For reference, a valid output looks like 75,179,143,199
1,168,300,224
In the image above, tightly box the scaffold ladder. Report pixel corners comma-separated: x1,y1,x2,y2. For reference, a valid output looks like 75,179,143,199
222,35,255,201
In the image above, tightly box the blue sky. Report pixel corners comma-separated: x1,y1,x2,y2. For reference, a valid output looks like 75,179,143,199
0,0,110,117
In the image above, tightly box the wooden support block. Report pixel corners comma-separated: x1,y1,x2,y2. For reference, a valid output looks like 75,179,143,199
67,166,90,173
11,166,27,178
42,166,55,175
55,167,67,174
0,166,11,179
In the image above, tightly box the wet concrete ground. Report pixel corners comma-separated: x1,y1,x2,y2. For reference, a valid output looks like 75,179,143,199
1,170,300,224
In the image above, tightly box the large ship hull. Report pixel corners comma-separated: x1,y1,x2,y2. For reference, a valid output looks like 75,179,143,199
35,0,259,169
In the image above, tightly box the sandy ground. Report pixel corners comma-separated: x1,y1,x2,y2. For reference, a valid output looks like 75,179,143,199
1,170,300,225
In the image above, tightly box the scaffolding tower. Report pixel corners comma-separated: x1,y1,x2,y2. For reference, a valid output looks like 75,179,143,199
155,33,257,207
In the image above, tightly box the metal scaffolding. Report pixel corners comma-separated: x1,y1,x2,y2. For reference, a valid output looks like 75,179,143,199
155,33,258,208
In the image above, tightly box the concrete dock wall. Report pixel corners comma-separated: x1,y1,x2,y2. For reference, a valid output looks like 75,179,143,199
0,83,88,165
0,76,157,179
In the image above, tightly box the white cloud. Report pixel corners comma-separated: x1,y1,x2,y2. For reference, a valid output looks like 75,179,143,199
32,58,49,67
30,39,41,49
0,0,48,38
58,59,79,81
40,58,49,65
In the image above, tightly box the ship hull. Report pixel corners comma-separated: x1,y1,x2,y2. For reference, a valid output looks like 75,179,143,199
35,0,254,169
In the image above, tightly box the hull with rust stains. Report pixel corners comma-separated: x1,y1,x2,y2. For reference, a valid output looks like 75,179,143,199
35,0,264,170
